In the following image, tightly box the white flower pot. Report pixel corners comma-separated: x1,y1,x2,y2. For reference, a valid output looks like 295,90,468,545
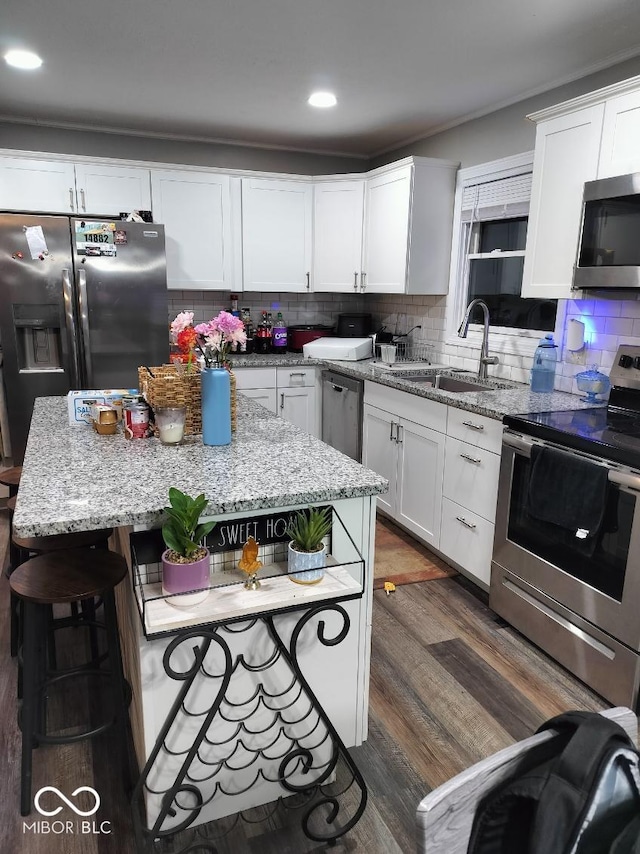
287,541,326,585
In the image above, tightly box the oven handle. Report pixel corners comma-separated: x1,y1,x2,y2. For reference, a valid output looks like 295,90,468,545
503,431,640,491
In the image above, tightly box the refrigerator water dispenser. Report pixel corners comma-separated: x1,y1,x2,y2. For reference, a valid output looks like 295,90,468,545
13,304,63,371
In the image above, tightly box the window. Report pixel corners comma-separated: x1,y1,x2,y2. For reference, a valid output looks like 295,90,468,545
455,159,557,335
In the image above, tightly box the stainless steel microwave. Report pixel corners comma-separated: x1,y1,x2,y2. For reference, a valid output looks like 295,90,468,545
573,172,640,289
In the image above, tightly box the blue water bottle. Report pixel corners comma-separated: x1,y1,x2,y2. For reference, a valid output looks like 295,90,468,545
530,334,558,393
201,368,232,446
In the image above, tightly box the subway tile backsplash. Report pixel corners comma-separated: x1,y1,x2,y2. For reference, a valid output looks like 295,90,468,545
168,290,640,395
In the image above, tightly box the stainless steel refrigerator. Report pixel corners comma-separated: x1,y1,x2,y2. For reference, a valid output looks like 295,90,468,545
0,214,169,462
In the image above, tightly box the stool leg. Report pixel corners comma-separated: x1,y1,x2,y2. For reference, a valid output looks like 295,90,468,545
81,598,100,664
45,605,57,672
103,590,132,791
10,590,19,657
70,601,79,623
20,601,40,815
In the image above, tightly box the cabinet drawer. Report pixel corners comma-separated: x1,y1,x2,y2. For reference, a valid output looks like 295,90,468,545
364,381,447,433
276,366,316,388
440,498,495,588
443,437,500,522
233,368,276,390
446,407,502,454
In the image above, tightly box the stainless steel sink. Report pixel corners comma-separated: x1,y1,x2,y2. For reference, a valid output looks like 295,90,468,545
399,373,493,392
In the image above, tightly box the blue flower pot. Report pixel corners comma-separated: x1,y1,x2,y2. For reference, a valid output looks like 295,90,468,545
201,367,231,446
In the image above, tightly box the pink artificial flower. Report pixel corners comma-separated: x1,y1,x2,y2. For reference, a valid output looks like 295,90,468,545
212,311,244,336
204,331,223,351
170,310,194,339
194,321,215,337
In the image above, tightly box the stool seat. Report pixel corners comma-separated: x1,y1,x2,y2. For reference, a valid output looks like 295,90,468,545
0,466,22,490
10,549,127,604
12,527,113,554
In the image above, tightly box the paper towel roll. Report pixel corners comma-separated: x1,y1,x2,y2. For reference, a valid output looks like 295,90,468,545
566,318,585,351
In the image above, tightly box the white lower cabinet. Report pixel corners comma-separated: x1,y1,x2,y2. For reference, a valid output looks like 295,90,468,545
440,498,495,588
443,436,501,519
234,367,319,437
362,402,445,549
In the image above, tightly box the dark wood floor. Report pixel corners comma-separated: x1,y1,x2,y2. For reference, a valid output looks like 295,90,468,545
0,515,607,854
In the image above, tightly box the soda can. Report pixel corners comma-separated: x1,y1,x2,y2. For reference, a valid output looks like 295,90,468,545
124,402,150,439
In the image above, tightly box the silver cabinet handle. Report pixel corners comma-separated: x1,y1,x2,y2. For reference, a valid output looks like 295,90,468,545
361,271,366,292
69,187,75,210
460,453,482,464
280,392,284,411
62,268,81,387
462,420,484,431
332,384,344,393
77,268,93,387
390,421,396,442
80,188,86,212
306,272,310,291
353,272,358,292
396,423,403,444
290,371,306,377
456,516,477,529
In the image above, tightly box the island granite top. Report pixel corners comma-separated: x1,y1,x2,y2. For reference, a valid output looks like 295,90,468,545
13,395,388,539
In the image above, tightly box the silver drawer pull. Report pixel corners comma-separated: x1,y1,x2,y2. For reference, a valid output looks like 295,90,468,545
460,453,481,464
462,420,484,431
456,516,477,530
290,371,306,377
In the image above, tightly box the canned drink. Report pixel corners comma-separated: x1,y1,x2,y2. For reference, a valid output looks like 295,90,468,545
122,393,144,408
124,402,150,439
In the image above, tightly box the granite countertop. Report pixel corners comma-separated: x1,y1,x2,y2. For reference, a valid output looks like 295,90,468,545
231,353,602,420
13,396,388,539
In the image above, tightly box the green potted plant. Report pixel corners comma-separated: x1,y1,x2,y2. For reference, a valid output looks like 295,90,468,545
286,506,332,584
161,487,216,607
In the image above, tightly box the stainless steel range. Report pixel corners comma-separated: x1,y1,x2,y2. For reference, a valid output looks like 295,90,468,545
491,345,640,708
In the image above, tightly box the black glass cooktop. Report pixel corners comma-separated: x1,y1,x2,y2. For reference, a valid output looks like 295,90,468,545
504,406,640,470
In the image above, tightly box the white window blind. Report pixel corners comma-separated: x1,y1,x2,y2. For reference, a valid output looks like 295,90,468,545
461,172,532,222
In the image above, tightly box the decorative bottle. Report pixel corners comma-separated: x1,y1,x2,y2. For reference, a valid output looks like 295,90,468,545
201,367,231,446
530,334,558,393
272,312,288,352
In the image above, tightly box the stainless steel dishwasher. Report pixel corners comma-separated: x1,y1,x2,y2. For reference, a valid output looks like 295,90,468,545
321,370,363,462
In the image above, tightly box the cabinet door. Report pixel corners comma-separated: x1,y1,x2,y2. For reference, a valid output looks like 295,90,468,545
313,180,364,293
362,404,396,517
395,418,445,549
362,165,412,294
0,157,77,213
443,437,500,522
151,170,233,290
242,178,312,292
279,387,318,437
440,497,495,588
521,104,605,299
240,387,277,414
74,163,151,216
598,91,640,179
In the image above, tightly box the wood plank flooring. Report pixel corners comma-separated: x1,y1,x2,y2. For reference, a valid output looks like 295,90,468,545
0,514,608,854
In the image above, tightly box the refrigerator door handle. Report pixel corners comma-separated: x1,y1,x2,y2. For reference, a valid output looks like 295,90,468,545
77,268,93,388
62,268,81,388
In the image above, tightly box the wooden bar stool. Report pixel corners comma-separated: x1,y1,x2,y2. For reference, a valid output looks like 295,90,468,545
9,527,113,661
0,466,22,497
10,547,131,816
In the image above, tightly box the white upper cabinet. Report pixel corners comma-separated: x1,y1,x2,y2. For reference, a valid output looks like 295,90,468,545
242,178,313,292
598,90,640,178
151,169,234,291
74,163,151,216
312,179,365,293
0,156,151,215
361,158,458,295
521,104,605,300
0,157,77,213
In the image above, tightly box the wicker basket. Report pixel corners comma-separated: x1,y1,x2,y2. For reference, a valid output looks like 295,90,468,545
138,366,237,435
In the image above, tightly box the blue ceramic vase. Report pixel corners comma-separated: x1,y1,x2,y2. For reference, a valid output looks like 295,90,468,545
201,367,231,446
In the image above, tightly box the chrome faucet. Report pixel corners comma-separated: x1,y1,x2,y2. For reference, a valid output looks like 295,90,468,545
457,299,499,380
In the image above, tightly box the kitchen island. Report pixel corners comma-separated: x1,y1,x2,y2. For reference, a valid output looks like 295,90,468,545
14,395,387,846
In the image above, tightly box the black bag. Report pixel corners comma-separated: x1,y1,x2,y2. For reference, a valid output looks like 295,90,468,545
467,711,640,854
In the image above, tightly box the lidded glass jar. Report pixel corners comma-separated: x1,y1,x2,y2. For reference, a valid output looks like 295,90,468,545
575,365,611,403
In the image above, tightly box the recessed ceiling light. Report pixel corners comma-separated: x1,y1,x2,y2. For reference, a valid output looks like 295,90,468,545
4,49,43,70
308,91,337,108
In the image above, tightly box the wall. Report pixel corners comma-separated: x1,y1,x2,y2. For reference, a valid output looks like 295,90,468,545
0,122,366,176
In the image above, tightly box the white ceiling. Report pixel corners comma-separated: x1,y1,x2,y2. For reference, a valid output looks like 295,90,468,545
3,0,640,159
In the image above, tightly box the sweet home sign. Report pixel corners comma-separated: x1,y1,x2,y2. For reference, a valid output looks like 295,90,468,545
205,507,331,554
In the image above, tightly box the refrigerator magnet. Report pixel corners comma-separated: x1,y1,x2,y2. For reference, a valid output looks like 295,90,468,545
114,230,127,245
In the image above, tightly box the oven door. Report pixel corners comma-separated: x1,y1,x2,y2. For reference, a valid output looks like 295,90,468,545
492,431,640,650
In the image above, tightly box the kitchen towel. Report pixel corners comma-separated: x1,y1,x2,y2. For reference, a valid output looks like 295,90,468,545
527,445,609,553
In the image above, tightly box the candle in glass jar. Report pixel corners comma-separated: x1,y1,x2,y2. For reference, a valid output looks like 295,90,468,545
154,406,186,445
158,422,184,444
